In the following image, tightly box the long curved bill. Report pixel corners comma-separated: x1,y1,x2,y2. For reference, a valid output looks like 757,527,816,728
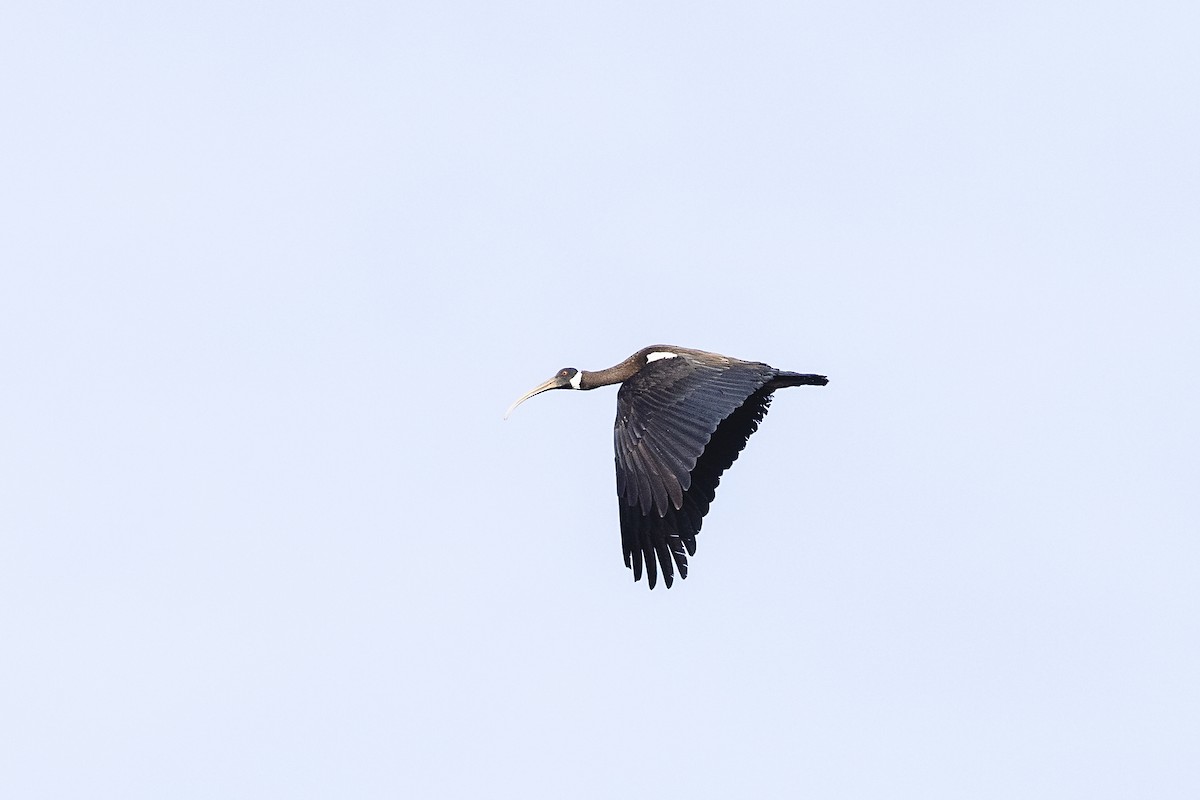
504,377,561,420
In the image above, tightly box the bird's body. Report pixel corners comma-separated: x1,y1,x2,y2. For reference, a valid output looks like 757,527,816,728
506,345,827,588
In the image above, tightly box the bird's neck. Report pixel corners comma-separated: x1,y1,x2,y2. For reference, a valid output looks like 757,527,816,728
580,356,640,390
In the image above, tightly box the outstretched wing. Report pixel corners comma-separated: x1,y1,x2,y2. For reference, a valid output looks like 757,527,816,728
614,354,776,588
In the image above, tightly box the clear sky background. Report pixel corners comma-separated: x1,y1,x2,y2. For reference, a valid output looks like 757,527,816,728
2,2,1198,798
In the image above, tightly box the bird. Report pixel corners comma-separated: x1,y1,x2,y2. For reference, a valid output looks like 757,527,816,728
505,345,827,589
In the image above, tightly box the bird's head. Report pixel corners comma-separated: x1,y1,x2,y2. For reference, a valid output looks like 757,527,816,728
504,367,582,419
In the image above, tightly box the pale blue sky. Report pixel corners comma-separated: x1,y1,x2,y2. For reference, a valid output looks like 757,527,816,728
2,2,1198,797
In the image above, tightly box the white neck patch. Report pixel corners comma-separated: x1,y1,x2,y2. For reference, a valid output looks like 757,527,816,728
646,351,678,363
569,370,583,389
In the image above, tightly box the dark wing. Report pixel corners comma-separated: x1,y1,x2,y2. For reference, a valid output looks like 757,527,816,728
614,356,776,588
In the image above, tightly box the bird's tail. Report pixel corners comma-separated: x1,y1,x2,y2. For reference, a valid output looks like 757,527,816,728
770,371,828,388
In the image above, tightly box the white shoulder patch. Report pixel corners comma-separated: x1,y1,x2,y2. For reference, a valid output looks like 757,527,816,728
569,370,583,389
646,351,678,363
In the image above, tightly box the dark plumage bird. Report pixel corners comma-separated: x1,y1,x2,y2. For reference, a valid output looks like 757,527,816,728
506,345,827,589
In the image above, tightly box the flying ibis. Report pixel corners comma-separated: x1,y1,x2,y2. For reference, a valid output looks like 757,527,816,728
506,345,827,588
